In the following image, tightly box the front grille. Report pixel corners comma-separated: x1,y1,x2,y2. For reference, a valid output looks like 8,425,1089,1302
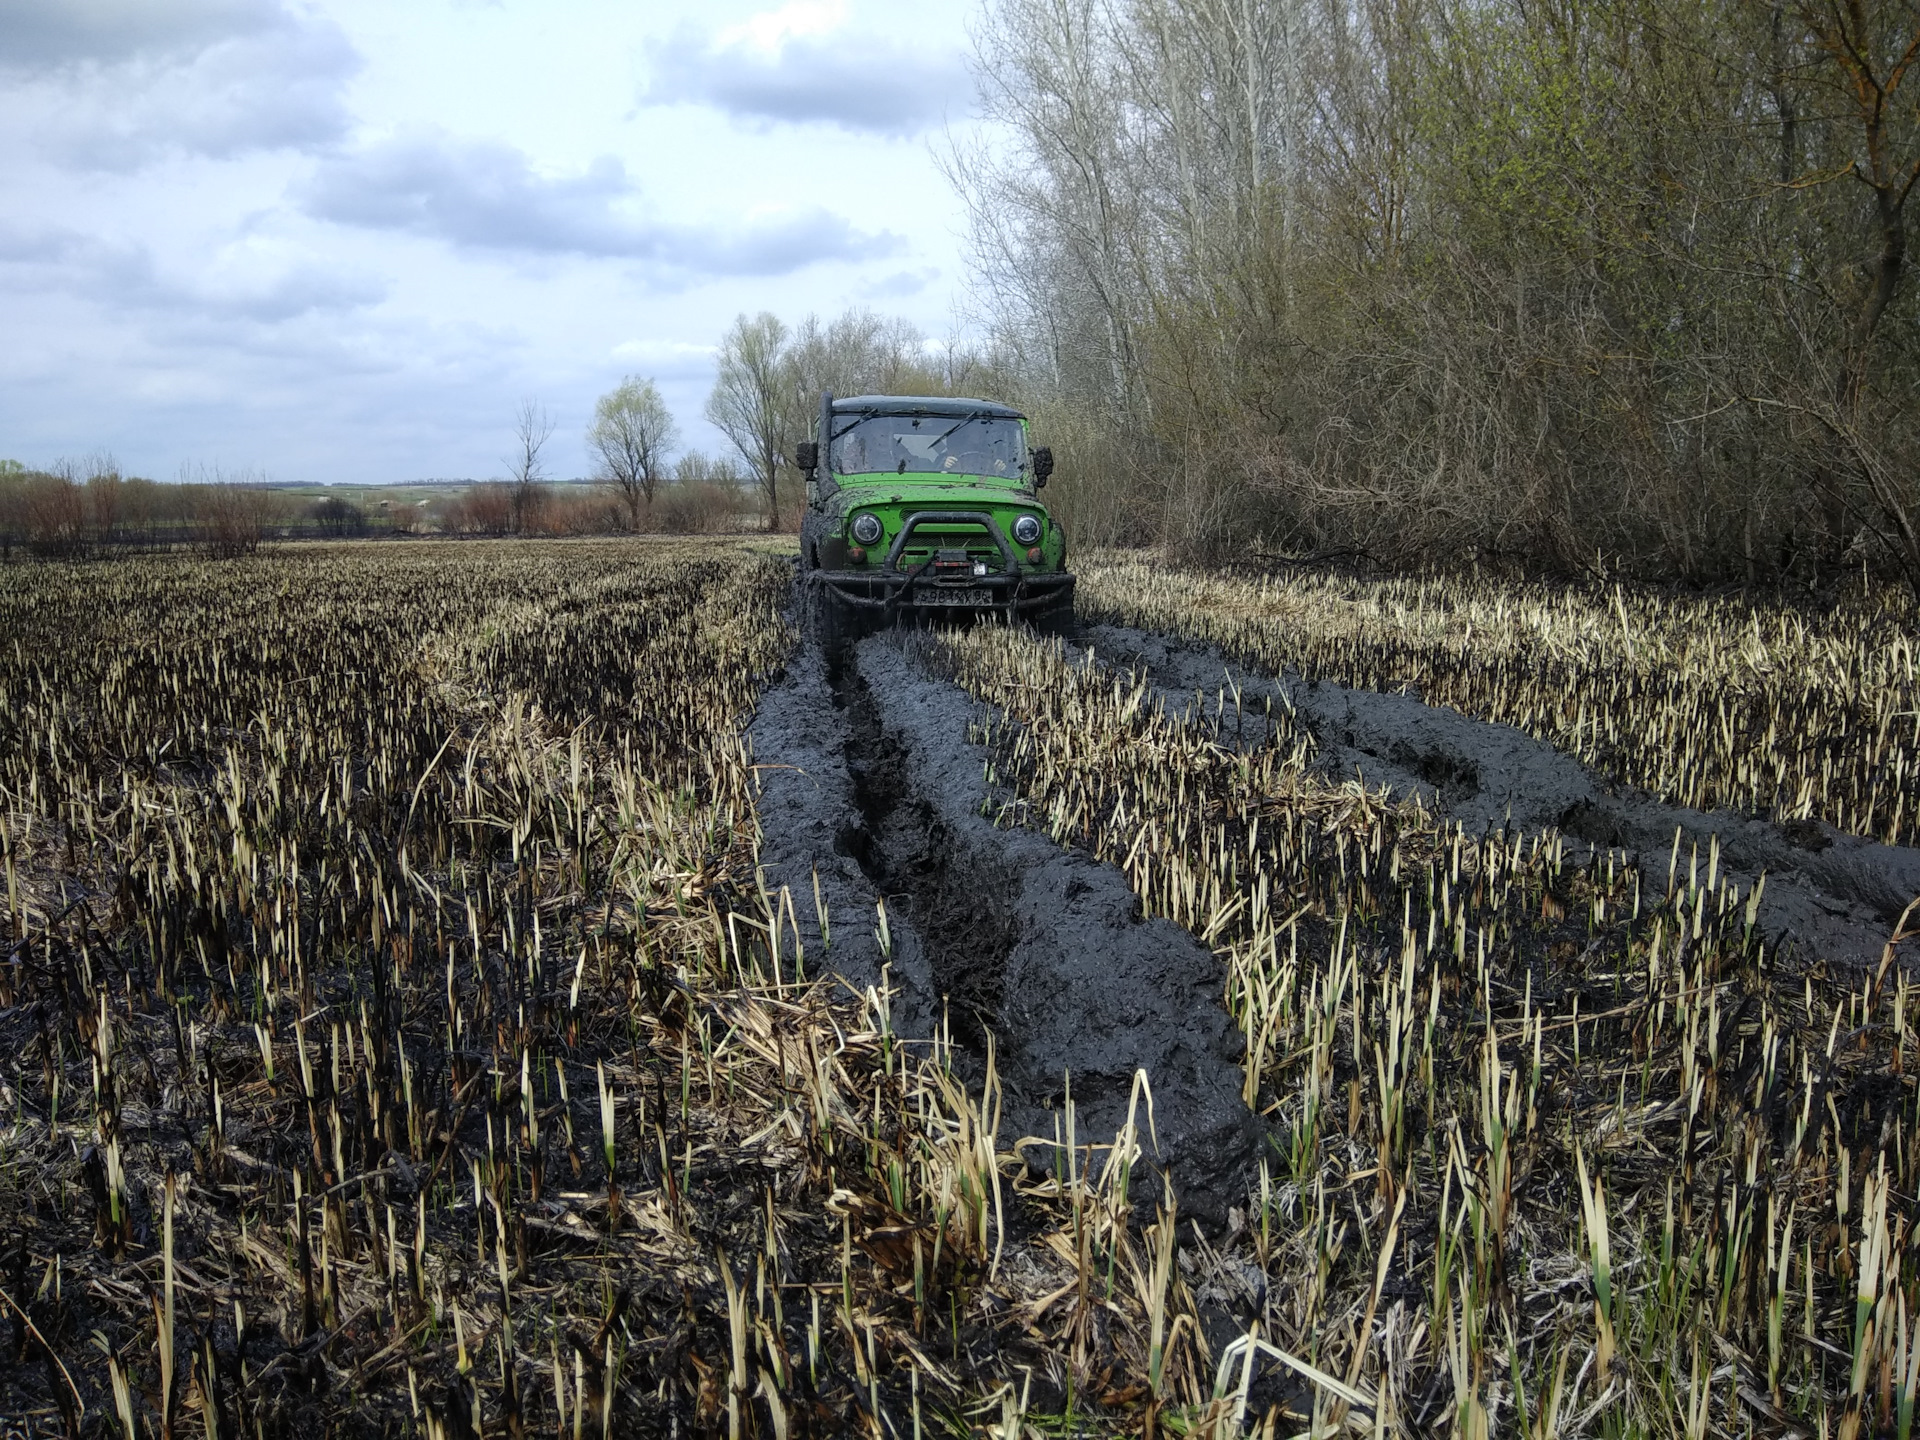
901,546,1001,572
892,513,1005,573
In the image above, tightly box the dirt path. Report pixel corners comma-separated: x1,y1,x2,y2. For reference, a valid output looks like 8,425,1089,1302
1084,621,1916,969
751,626,1256,1222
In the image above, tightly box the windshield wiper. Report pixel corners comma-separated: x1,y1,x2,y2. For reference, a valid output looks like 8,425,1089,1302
924,411,986,448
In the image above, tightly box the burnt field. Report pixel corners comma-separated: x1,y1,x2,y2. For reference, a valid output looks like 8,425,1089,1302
3,539,1920,1438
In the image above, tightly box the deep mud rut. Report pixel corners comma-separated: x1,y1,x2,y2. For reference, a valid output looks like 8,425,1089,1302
752,626,1256,1223
750,600,1920,1229
1083,621,1920,971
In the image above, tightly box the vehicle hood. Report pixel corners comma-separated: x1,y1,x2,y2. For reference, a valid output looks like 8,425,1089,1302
832,478,1043,509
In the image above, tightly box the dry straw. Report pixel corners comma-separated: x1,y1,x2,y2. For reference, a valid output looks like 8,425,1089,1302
1,538,1917,1435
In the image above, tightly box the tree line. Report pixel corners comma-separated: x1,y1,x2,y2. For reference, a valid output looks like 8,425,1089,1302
0,460,283,559
952,0,1920,587
0,304,1003,557
0,460,752,557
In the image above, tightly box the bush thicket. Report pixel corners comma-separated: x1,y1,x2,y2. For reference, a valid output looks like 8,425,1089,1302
955,0,1920,585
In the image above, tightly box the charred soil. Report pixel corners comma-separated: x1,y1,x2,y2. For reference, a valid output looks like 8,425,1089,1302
752,623,1258,1224
1084,620,1917,972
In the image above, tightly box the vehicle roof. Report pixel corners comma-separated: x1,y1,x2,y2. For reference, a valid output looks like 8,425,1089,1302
831,395,1025,420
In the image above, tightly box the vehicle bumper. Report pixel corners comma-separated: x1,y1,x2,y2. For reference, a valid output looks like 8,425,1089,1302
812,568,1074,616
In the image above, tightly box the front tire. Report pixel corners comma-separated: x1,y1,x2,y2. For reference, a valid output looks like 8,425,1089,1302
813,579,867,649
1029,583,1077,640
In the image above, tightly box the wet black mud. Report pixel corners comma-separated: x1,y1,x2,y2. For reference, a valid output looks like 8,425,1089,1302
746,640,937,1037
751,624,1257,1223
752,598,1919,1234
1083,622,1920,970
854,640,1257,1214
831,646,1018,1047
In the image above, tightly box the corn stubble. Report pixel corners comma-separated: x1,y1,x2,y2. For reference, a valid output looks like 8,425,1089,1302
5,538,1918,1438
0,541,1118,1438
927,607,1920,1436
1080,554,1920,848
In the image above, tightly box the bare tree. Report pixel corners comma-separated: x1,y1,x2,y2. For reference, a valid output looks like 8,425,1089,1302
587,377,679,529
86,464,122,546
692,307,1014,533
507,399,554,535
784,308,945,406
21,470,89,556
183,464,277,559
675,449,748,486
706,314,795,531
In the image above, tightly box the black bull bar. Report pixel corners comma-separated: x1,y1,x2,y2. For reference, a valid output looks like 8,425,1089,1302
812,509,1074,617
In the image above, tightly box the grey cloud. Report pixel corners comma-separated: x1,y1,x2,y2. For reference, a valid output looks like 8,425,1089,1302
0,300,534,485
0,226,71,265
0,222,386,322
3,0,359,167
300,133,902,275
644,24,967,136
862,267,940,298
195,264,386,324
0,0,279,69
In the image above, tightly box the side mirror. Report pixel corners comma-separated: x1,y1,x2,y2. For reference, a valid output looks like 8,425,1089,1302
795,440,819,473
1031,445,1053,488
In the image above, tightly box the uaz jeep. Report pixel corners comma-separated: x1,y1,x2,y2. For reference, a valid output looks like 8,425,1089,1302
797,393,1073,635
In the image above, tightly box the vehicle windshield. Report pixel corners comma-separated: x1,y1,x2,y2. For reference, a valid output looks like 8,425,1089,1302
829,413,1026,478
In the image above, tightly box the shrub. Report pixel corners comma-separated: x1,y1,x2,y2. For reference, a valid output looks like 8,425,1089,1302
657,481,741,534
447,483,514,535
312,497,366,537
191,483,276,559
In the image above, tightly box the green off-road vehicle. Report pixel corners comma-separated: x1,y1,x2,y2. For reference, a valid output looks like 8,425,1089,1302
797,393,1073,637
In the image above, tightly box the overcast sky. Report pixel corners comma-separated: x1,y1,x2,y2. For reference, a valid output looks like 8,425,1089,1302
0,0,985,483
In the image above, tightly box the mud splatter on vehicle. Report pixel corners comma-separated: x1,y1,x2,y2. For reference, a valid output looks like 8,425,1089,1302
797,394,1074,639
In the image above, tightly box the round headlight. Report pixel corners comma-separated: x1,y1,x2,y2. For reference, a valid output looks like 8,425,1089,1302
1011,514,1042,546
851,513,883,546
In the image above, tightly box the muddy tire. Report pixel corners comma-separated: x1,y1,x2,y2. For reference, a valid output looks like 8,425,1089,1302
814,581,868,649
1029,593,1078,640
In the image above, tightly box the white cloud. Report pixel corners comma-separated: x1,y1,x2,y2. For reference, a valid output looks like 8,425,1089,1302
713,0,849,54
0,0,359,169
643,4,969,136
299,131,903,274
609,338,719,378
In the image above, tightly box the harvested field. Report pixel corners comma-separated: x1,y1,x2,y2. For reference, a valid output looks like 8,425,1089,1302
1077,556,1920,847
3,539,1920,1438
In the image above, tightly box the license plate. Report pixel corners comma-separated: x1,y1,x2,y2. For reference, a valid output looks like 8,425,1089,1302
920,587,992,606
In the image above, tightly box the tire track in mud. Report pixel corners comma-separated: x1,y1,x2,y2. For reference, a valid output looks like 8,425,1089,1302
746,636,938,1039
831,645,1017,1049
751,625,1258,1223
752,602,1919,1230
1082,621,1919,969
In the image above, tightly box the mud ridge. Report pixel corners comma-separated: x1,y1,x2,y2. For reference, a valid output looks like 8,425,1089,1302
852,635,1258,1222
830,645,1018,1047
747,636,937,1038
752,623,1259,1223
1083,621,1914,969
